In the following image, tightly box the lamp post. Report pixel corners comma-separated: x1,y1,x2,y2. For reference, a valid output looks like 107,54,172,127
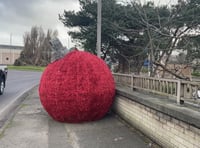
10,33,12,65
96,0,102,58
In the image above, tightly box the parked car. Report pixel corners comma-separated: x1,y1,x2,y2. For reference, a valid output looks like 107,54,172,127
0,65,8,95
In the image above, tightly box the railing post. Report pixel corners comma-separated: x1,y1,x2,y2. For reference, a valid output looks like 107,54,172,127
177,80,181,105
194,85,198,99
131,74,134,90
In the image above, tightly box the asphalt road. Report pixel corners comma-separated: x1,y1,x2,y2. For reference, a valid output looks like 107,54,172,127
0,70,42,116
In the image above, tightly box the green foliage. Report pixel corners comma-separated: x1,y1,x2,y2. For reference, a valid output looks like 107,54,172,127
60,0,200,75
192,72,200,77
141,67,148,73
8,65,45,72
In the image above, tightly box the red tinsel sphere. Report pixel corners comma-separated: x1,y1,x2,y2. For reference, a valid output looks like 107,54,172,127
39,50,115,123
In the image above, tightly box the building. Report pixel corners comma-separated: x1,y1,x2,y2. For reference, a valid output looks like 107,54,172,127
0,44,23,65
154,51,192,79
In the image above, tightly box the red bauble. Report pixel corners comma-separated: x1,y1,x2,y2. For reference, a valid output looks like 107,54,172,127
39,50,115,123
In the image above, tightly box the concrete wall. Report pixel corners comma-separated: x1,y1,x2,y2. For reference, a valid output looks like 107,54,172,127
113,87,200,148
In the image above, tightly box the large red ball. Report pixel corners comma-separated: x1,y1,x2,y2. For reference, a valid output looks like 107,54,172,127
39,50,115,123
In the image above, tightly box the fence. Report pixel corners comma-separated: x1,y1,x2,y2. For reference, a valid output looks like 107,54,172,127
113,73,200,104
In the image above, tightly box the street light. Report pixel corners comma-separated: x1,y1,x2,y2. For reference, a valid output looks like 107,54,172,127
10,33,12,64
96,0,102,58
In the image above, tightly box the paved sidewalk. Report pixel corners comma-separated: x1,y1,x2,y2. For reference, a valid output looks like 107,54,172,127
0,87,159,148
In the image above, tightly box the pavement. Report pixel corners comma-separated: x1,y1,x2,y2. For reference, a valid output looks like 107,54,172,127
0,87,159,148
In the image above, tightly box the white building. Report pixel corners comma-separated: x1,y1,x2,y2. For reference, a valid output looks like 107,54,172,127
0,44,23,65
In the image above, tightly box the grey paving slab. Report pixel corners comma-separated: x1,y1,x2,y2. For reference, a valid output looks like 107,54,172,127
0,87,159,148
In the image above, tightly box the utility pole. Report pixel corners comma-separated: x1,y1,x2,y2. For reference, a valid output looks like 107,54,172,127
96,0,102,58
10,33,12,64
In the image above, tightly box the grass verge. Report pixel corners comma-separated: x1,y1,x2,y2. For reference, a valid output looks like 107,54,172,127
8,65,45,72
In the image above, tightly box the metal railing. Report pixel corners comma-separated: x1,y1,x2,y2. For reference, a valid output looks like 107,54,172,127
113,73,200,104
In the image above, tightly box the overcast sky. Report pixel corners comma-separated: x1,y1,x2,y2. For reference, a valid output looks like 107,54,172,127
0,0,177,48
0,0,79,48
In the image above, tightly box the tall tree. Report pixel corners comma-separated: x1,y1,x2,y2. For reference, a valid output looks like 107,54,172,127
131,0,200,78
15,26,58,66
60,0,200,76
59,0,148,73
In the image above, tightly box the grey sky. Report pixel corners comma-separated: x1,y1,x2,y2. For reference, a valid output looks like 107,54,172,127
0,0,79,47
138,0,177,5
0,0,177,48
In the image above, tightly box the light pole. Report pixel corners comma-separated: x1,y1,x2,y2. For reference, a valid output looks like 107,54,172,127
96,0,102,58
10,33,12,65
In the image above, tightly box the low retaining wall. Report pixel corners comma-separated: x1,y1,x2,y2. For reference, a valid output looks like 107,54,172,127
112,86,200,148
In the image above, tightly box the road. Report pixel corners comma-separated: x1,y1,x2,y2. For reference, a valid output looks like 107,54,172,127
0,70,42,117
